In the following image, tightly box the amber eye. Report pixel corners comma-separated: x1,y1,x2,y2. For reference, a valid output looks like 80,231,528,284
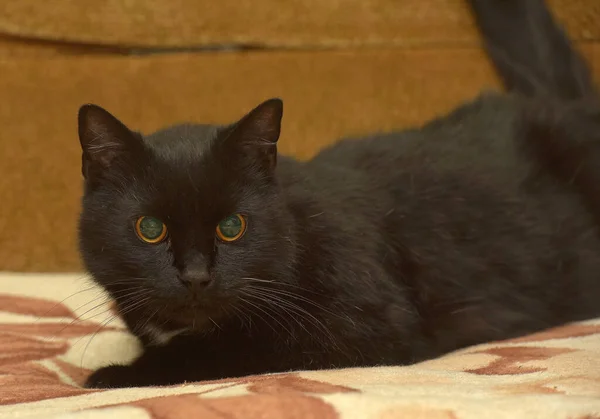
216,214,247,242
135,216,168,244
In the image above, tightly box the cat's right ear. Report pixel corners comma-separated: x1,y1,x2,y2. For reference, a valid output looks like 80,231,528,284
78,104,143,180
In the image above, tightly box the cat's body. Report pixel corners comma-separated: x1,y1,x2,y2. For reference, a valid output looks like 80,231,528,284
79,0,600,388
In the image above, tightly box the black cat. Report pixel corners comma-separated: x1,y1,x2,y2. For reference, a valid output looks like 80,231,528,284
79,0,600,388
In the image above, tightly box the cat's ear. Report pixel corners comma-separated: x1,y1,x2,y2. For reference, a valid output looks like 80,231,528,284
225,98,283,172
78,104,143,179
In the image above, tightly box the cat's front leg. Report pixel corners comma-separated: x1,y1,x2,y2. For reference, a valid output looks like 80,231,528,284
84,333,274,388
84,343,199,388
85,364,155,388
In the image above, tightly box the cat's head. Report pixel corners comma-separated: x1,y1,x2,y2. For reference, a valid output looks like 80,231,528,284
77,99,298,343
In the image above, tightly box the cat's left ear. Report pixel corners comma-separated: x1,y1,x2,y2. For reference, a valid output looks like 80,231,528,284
225,98,283,172
78,104,144,180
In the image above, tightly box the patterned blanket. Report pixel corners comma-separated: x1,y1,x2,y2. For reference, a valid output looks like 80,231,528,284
0,273,598,419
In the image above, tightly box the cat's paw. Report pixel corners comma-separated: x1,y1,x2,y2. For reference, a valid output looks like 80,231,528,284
84,365,141,389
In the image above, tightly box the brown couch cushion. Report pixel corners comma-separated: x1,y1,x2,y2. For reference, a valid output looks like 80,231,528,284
1,0,597,48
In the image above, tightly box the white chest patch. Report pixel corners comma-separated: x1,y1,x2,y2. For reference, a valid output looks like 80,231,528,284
143,324,188,346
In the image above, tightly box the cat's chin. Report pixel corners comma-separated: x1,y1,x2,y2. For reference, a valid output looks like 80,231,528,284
122,301,225,345
134,311,216,346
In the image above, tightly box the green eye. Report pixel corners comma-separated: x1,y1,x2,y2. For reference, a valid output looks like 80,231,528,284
216,214,247,242
135,216,167,243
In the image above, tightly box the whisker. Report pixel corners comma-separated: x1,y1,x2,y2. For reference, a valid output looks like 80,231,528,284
244,284,347,322
53,298,114,337
242,277,324,296
118,296,153,317
240,290,303,342
35,286,99,321
79,315,119,368
208,317,221,331
243,287,334,341
237,297,281,336
133,306,161,335
241,284,345,352
56,288,155,337
230,305,251,332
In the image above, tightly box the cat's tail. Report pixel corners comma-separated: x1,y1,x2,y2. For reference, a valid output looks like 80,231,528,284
468,0,600,227
466,0,596,101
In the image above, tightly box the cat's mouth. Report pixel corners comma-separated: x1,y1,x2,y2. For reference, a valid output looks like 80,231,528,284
118,284,237,336
151,296,233,332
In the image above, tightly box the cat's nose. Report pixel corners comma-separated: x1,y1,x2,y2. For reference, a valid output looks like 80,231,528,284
179,269,212,289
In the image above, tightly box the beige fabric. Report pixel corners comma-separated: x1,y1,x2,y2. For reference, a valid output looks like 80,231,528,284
0,273,598,419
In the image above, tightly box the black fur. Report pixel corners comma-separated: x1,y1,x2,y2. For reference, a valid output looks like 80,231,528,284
79,0,600,388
